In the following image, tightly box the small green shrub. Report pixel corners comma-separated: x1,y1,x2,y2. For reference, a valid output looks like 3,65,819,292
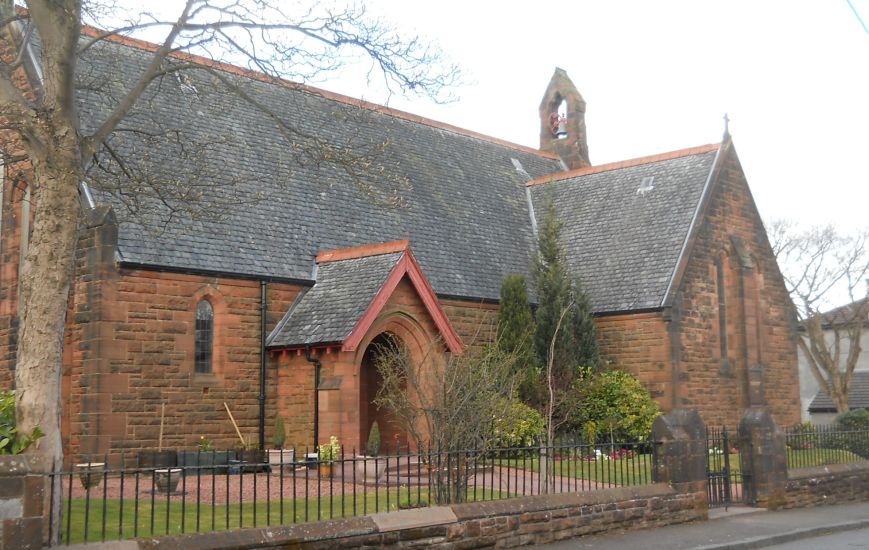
365,421,381,456
563,367,660,442
833,409,869,458
0,390,44,455
492,399,545,448
273,416,286,449
318,436,341,462
788,421,818,450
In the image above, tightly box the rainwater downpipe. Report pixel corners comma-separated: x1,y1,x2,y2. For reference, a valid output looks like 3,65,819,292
305,345,321,450
258,281,268,450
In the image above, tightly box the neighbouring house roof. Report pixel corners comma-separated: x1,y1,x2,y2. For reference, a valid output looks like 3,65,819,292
808,371,869,413
812,297,869,328
528,145,720,313
267,241,462,353
67,31,730,315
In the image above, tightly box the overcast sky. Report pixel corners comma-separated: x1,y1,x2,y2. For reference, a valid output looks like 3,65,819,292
312,1,869,232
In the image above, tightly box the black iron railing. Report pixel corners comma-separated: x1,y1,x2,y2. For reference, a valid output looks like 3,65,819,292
49,439,657,545
785,424,869,469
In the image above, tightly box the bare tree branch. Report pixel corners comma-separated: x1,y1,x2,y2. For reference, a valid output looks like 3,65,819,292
771,219,869,413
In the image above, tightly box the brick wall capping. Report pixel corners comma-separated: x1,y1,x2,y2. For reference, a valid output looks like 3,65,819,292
0,454,53,474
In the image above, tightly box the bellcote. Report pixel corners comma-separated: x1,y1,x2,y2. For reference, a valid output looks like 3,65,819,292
539,68,590,169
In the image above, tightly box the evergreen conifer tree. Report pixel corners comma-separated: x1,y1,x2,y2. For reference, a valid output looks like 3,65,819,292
496,274,540,401
533,203,600,387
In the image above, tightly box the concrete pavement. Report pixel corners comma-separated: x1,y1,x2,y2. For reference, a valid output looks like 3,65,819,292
535,501,869,549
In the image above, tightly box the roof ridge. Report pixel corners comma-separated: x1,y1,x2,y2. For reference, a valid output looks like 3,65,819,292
315,240,409,264
79,26,559,161
526,143,721,187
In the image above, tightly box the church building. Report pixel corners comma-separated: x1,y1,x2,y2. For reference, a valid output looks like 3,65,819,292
0,30,801,464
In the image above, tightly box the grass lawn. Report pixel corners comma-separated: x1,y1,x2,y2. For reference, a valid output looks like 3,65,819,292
494,453,655,487
61,486,509,545
786,448,865,470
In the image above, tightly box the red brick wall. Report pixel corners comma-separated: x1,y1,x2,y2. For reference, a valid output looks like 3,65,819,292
672,145,800,427
440,299,498,350
597,312,674,411
64,213,301,465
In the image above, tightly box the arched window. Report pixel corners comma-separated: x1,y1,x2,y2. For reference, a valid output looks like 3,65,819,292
715,256,730,373
195,300,214,373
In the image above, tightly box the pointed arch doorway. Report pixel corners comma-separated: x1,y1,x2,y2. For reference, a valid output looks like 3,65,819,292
359,333,407,452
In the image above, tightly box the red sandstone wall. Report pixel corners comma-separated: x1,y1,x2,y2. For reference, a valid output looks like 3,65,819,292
597,312,674,411
673,145,800,427
439,299,498,350
65,216,300,464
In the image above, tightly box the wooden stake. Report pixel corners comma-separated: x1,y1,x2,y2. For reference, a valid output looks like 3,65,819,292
158,403,165,452
224,402,246,446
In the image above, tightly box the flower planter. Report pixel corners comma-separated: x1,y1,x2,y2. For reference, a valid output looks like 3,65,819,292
137,450,177,469
267,449,294,469
355,456,387,481
154,468,183,493
235,449,268,473
76,462,105,490
318,463,334,478
178,451,234,474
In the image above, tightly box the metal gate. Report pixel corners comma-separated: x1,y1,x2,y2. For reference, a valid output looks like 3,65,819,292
706,427,753,508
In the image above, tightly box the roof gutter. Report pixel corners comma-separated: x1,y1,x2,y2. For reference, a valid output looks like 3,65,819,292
660,143,725,308
117,261,314,287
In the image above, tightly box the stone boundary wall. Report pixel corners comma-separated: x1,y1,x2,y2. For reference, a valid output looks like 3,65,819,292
783,462,869,509
62,483,705,550
0,455,50,550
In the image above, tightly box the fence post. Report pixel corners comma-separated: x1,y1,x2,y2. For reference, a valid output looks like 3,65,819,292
651,409,707,513
0,455,51,549
737,407,787,509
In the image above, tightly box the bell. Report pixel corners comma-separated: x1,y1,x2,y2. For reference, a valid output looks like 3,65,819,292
556,119,568,139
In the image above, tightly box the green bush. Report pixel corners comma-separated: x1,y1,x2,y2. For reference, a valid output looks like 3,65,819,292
492,399,545,448
273,415,286,449
563,367,660,442
833,409,869,458
0,390,44,455
787,421,819,450
365,420,381,456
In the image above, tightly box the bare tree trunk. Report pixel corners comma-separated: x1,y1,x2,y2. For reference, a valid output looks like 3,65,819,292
15,118,82,544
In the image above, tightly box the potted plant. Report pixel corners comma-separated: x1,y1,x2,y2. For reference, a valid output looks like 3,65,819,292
318,435,341,478
236,436,267,473
268,416,294,469
179,436,231,473
154,467,183,493
356,421,387,481
75,462,105,490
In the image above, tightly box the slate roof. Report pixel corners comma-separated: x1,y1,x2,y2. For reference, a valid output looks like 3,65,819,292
74,37,562,301
814,298,869,327
267,252,403,348
809,371,869,412
528,147,720,313
70,34,728,314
